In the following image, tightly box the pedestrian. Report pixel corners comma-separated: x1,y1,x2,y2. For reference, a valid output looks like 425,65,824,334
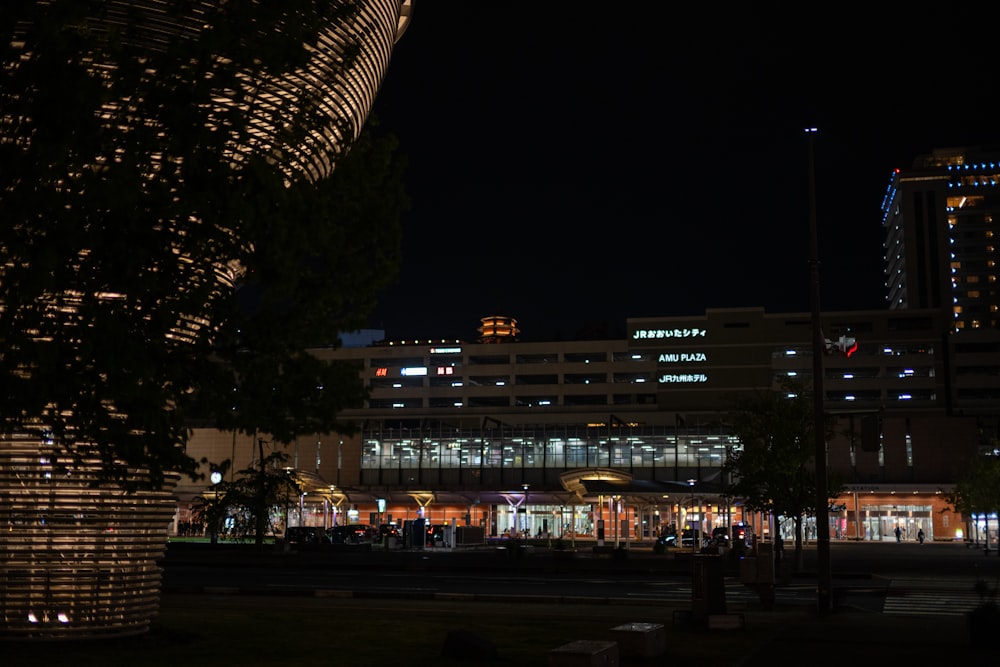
774,533,784,564
894,525,902,543
918,528,925,544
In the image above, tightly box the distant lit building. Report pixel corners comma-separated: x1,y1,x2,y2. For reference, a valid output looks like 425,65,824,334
181,306,997,546
478,315,520,343
882,146,1000,330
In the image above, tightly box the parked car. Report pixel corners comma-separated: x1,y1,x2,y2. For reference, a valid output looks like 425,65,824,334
711,526,731,546
379,523,401,547
283,526,332,549
680,528,709,548
731,523,753,547
327,524,376,547
426,524,446,547
652,532,677,554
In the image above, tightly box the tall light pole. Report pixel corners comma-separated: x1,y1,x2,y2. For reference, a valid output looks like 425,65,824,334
688,478,697,553
283,466,294,534
806,126,832,614
611,496,622,549
210,469,223,544
521,483,529,538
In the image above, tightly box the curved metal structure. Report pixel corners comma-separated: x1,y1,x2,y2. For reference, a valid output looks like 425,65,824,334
0,436,181,640
0,0,411,640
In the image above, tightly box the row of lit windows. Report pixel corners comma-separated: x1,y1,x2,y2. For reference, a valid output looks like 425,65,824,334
366,390,934,410
360,438,734,470
775,344,935,358
368,394,659,409
367,352,653,368
371,344,942,370
371,365,939,391
372,373,655,389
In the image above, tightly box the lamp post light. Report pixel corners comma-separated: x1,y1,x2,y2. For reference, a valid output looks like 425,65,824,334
521,483,529,538
805,126,832,613
328,484,337,527
688,478,697,553
612,495,619,548
210,470,222,544
283,467,294,536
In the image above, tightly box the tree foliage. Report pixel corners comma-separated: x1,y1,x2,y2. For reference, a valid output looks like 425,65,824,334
722,379,838,563
948,453,1000,552
189,123,407,444
0,1,405,488
197,449,302,548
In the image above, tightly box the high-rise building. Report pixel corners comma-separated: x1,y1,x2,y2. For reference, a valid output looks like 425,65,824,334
882,146,1000,330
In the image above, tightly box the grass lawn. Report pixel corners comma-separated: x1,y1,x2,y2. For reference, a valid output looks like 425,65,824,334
2,593,748,667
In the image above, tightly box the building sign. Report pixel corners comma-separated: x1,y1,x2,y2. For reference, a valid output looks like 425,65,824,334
430,347,461,354
659,373,708,384
400,367,428,376
633,328,707,339
658,352,707,363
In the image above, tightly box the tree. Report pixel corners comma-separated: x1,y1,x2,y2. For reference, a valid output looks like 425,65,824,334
948,453,1000,554
190,459,233,543
0,1,405,489
722,379,838,569
188,121,407,446
201,446,302,548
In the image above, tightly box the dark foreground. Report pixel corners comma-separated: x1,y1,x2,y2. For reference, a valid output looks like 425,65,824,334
4,540,999,667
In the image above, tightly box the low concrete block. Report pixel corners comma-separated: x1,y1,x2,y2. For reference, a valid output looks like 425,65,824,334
707,613,745,630
549,639,619,667
608,622,666,657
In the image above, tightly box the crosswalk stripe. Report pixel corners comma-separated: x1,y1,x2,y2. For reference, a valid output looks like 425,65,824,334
882,578,985,616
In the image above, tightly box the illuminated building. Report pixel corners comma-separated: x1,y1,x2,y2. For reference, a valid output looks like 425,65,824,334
181,306,996,547
883,146,1000,330
478,315,521,343
0,0,412,640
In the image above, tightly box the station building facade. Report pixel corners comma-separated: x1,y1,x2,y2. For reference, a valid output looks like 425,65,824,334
177,307,999,545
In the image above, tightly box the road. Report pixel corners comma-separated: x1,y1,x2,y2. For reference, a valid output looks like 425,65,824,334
160,538,1000,615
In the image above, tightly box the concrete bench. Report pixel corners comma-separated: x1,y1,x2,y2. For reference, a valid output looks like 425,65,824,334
707,613,745,630
548,639,619,667
608,622,666,658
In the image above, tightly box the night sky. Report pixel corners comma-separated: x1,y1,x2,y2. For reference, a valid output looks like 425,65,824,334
366,4,999,342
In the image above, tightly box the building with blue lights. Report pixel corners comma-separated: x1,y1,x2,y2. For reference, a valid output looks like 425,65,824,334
883,146,1000,330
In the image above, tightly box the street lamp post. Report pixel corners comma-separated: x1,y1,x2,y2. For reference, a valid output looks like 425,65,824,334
806,126,832,613
611,496,621,549
688,478,697,553
283,467,293,537
210,469,222,544
521,483,529,538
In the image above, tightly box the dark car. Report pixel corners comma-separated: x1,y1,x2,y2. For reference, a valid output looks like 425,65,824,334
426,524,446,547
283,526,332,549
327,524,376,548
731,523,753,547
711,526,731,546
652,532,677,554
379,523,401,546
680,528,708,548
